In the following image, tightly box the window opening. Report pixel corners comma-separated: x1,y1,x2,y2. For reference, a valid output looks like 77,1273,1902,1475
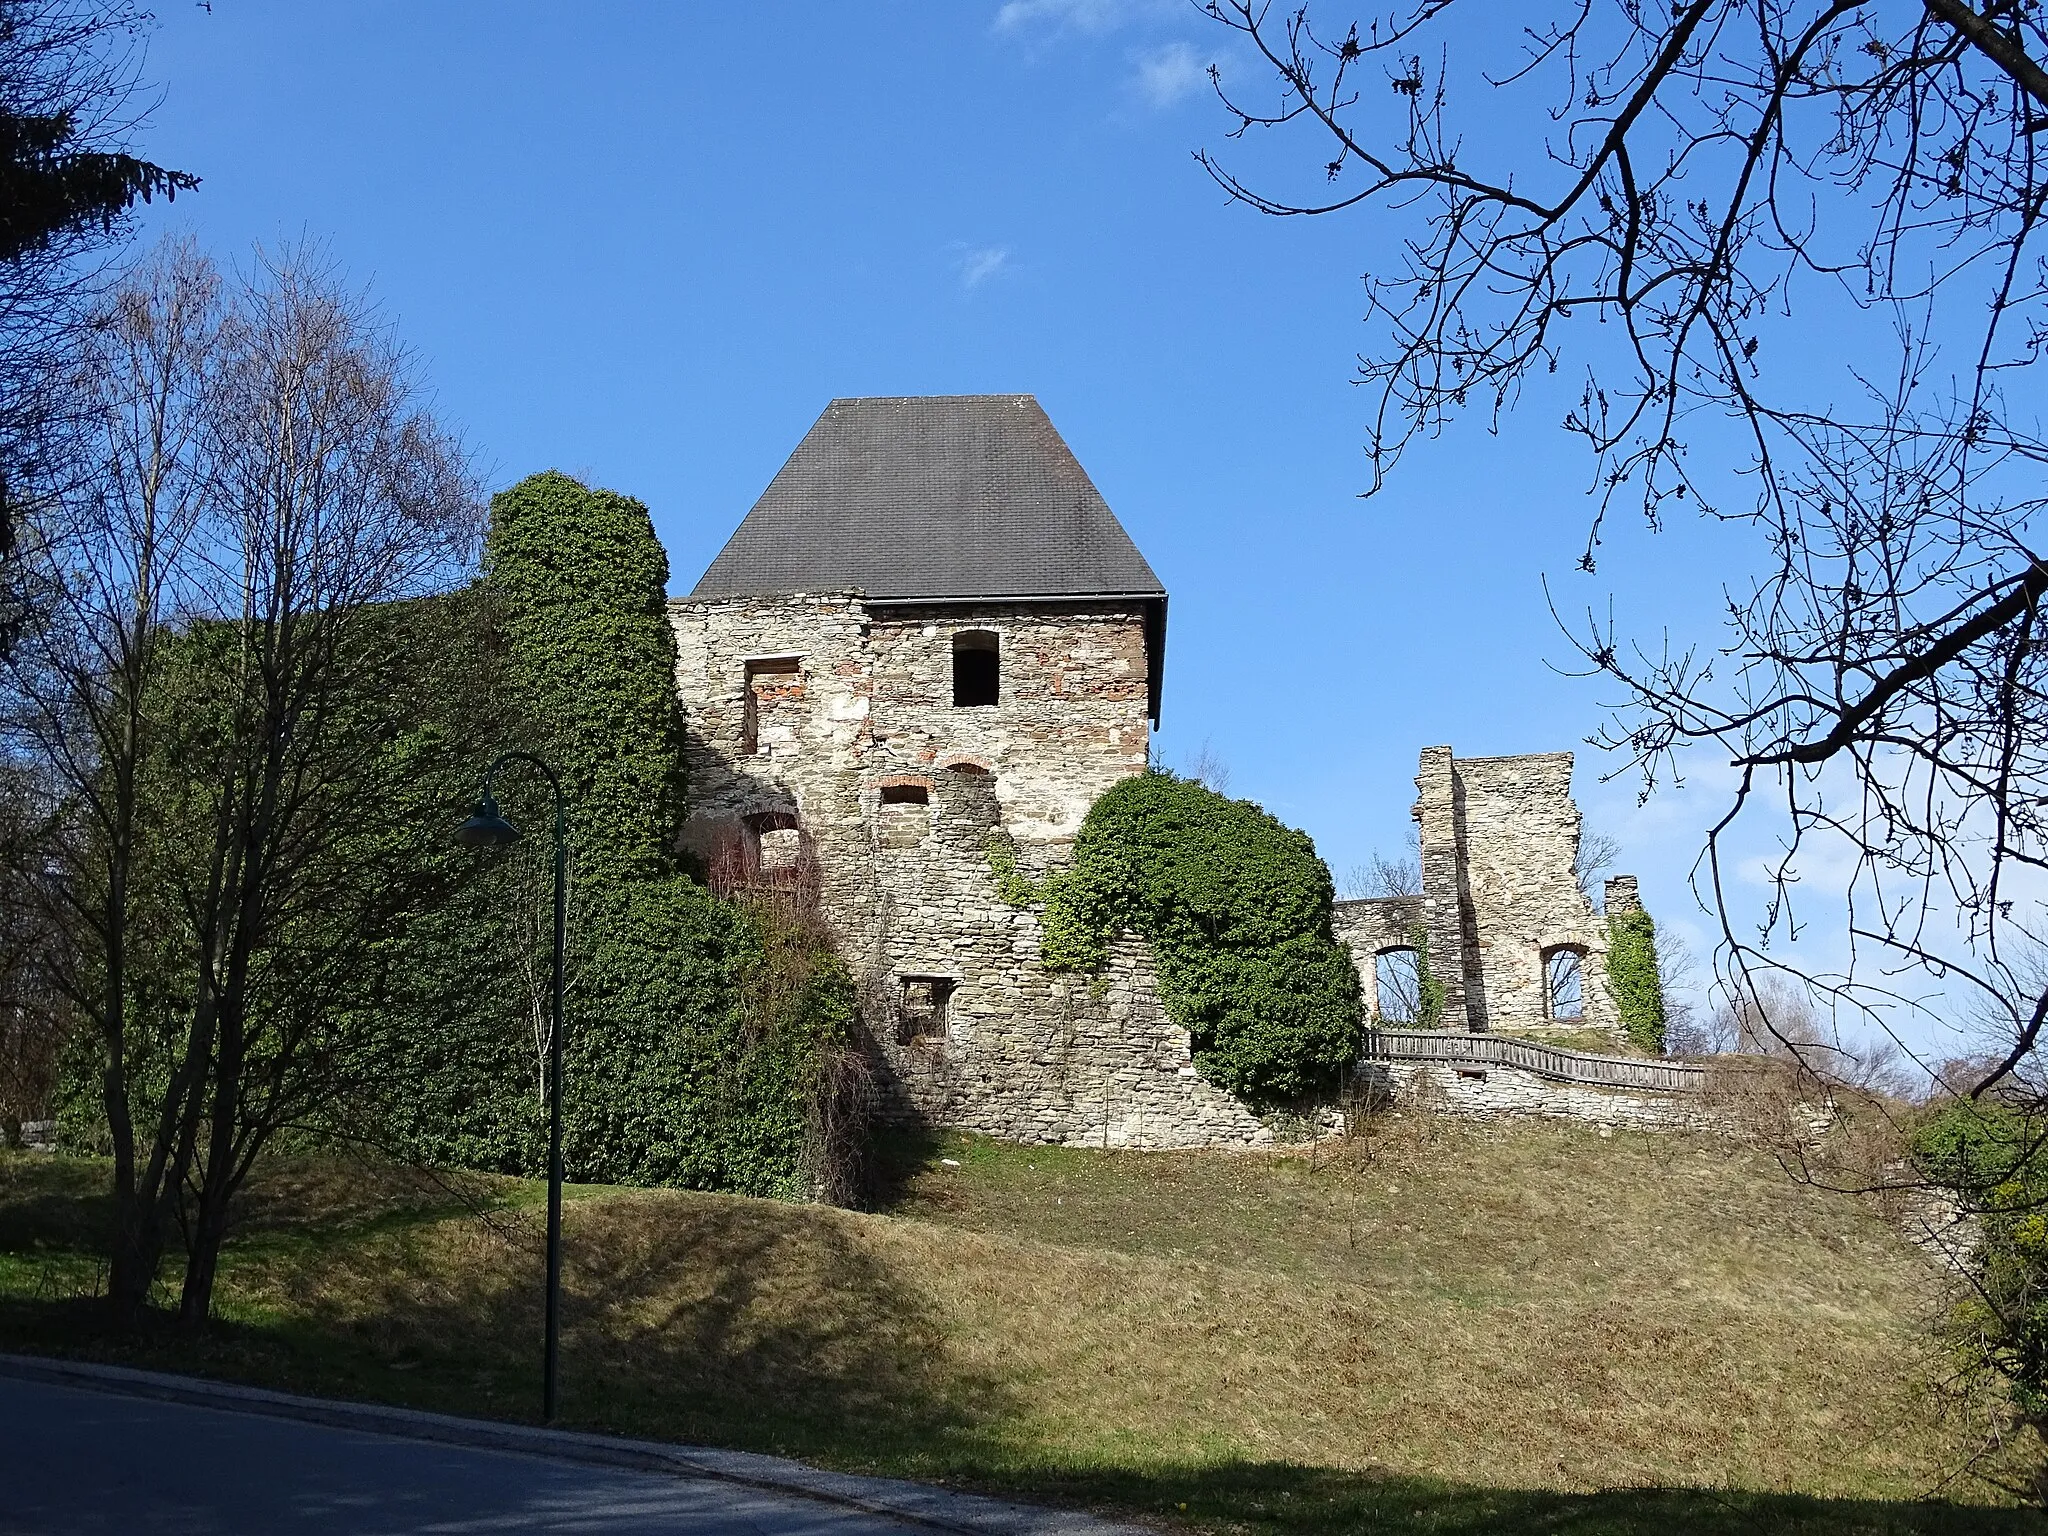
952,630,999,708
879,783,930,806
741,657,802,755
897,976,953,1046
1374,947,1422,1024
1544,947,1585,1021
747,811,801,874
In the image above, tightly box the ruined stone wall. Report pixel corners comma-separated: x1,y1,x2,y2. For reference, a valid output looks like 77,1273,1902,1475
1449,751,1621,1039
1359,747,1630,1044
1332,896,1423,1016
1363,1060,1711,1132
666,591,1267,1147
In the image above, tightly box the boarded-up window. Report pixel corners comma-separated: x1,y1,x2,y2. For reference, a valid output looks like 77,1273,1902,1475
952,630,999,707
742,657,803,755
897,976,953,1046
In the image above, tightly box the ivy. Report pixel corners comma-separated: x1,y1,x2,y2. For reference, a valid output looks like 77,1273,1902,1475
985,830,1042,907
1604,906,1667,1055
338,473,854,1197
483,470,685,890
1407,922,1447,1029
1037,771,1362,1107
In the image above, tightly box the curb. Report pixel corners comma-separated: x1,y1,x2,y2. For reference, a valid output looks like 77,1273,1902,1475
0,1353,1145,1536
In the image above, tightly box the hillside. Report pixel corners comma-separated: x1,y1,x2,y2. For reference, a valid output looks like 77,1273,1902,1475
0,1117,2033,1534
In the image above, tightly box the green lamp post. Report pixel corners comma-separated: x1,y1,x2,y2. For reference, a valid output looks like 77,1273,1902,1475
455,752,567,1424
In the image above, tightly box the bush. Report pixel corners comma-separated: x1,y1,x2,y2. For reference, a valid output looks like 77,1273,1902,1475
1911,1101,2048,1461
1040,771,1362,1107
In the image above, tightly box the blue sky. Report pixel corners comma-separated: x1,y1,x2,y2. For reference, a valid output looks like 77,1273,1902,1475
123,1,1790,1014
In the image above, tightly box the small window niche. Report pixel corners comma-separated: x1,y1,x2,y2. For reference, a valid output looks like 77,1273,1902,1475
897,975,954,1047
952,630,999,708
877,781,931,848
748,810,802,876
741,656,802,756
1374,947,1423,1024
1544,946,1585,1021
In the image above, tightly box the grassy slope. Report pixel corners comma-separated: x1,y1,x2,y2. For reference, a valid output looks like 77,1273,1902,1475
0,1116,2033,1535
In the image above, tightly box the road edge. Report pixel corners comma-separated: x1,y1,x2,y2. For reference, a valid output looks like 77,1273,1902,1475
0,1351,1147,1536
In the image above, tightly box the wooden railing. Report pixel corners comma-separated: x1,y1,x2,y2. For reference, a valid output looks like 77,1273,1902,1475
1362,1028,1706,1093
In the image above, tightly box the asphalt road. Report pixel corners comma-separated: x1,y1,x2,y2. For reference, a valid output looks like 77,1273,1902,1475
0,1375,937,1535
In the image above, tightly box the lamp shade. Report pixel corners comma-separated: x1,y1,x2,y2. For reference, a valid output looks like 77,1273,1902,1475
454,790,524,848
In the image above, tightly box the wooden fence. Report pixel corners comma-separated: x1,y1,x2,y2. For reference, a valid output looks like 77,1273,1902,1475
1362,1028,1706,1093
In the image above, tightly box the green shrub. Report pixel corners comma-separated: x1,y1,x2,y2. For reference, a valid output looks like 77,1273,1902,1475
1605,907,1667,1054
348,473,856,1197
1910,1101,2048,1446
1039,771,1362,1107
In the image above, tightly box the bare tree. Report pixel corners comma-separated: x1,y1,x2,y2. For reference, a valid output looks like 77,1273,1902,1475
2,239,478,1324
1197,2,2048,1098
1343,845,1421,899
3,236,217,1317
1184,737,1233,793
1573,828,1620,903
0,760,61,1140
163,245,478,1323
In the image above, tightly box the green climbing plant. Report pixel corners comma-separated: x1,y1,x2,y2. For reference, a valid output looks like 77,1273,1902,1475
1910,1101,2048,1486
343,472,860,1197
1406,923,1447,1029
1035,771,1363,1107
1604,906,1667,1055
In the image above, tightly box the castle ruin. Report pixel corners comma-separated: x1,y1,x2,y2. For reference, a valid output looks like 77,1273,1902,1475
669,394,1666,1146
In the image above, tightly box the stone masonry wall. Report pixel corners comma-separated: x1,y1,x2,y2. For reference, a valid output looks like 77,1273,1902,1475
1374,747,1629,1044
1450,751,1622,1039
1363,1060,1712,1132
1332,896,1423,1017
667,591,1269,1147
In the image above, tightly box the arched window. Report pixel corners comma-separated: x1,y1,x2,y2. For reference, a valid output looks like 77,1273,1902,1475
1544,946,1585,1021
1374,947,1423,1023
952,630,999,707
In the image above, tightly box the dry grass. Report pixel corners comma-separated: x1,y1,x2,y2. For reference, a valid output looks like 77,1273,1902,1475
0,1115,2036,1534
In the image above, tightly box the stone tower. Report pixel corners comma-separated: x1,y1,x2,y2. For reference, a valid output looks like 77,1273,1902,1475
668,395,1267,1146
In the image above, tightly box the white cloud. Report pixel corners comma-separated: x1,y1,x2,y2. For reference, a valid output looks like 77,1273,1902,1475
1132,40,1209,108
957,245,1012,289
993,0,1173,36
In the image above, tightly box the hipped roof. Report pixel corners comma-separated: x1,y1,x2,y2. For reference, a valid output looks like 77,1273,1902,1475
690,394,1165,603
689,394,1167,721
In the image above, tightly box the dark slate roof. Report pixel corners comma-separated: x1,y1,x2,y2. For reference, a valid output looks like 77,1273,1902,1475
690,395,1165,602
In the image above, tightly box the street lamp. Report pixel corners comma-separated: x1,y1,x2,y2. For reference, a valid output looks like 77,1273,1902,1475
455,752,567,1424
